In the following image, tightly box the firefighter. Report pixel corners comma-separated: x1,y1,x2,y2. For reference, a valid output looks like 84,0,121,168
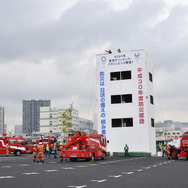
37,142,44,163
105,50,112,54
162,144,167,157
54,143,57,158
33,144,37,162
117,49,121,53
59,143,64,162
124,144,129,157
45,144,50,157
5,144,10,157
166,144,171,159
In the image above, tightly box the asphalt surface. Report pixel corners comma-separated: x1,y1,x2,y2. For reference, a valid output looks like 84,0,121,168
0,154,188,188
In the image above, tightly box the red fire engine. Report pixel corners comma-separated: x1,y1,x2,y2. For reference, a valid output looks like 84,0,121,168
36,136,59,153
0,134,29,156
170,131,188,159
63,131,107,161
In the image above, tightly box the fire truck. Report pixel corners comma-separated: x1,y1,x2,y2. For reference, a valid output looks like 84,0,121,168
63,131,107,161
0,134,29,156
36,136,59,153
169,131,188,159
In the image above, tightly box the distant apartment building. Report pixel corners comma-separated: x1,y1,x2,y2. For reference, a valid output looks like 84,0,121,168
155,120,188,141
14,125,22,135
79,118,94,132
22,100,51,134
40,107,79,133
0,106,5,134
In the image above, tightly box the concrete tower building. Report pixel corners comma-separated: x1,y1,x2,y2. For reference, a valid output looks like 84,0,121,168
96,49,156,155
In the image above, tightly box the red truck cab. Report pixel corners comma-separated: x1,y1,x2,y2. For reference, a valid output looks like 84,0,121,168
63,131,107,161
170,131,188,159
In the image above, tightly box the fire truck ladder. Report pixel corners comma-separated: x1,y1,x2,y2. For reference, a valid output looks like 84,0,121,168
65,132,86,150
61,107,72,144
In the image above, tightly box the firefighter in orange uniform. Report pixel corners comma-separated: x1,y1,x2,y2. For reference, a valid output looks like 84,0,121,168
166,144,171,159
33,144,38,162
37,142,44,163
59,143,64,162
5,144,10,157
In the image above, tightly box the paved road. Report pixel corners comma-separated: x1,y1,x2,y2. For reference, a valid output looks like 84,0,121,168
0,154,188,188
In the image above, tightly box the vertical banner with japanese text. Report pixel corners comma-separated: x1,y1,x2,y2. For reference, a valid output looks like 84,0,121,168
99,71,106,138
137,68,145,126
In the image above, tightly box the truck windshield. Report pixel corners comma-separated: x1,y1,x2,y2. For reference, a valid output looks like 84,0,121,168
9,140,16,144
17,140,24,146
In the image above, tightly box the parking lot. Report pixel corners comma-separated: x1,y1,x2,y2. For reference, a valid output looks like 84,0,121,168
0,154,188,188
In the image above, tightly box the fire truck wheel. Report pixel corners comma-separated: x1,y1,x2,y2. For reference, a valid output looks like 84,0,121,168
102,152,105,160
171,149,178,160
91,153,95,161
15,150,21,156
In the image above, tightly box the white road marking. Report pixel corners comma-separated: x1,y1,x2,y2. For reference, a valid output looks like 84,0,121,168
122,172,134,175
89,164,99,166
20,164,29,167
0,176,15,179
23,172,39,175
76,165,88,168
141,167,151,169
109,175,122,178
108,161,115,163
68,185,87,188
44,169,59,172
1,166,11,168
145,167,151,169
137,169,143,172
49,162,57,164
91,179,107,183
153,165,157,167
62,167,75,170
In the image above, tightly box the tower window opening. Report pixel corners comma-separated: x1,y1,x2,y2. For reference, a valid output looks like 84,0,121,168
151,118,155,127
110,72,120,81
123,118,133,127
150,95,154,105
122,94,132,103
112,119,122,127
111,94,132,104
111,95,121,104
149,72,153,82
121,71,131,80
112,118,133,128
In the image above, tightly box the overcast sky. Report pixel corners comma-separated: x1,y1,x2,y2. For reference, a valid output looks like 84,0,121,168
0,0,188,131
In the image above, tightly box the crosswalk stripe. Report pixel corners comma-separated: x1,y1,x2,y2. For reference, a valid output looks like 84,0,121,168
0,176,15,179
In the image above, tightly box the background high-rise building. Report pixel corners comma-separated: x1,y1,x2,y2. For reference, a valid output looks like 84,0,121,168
22,100,51,133
79,118,94,132
0,106,5,134
96,49,156,155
